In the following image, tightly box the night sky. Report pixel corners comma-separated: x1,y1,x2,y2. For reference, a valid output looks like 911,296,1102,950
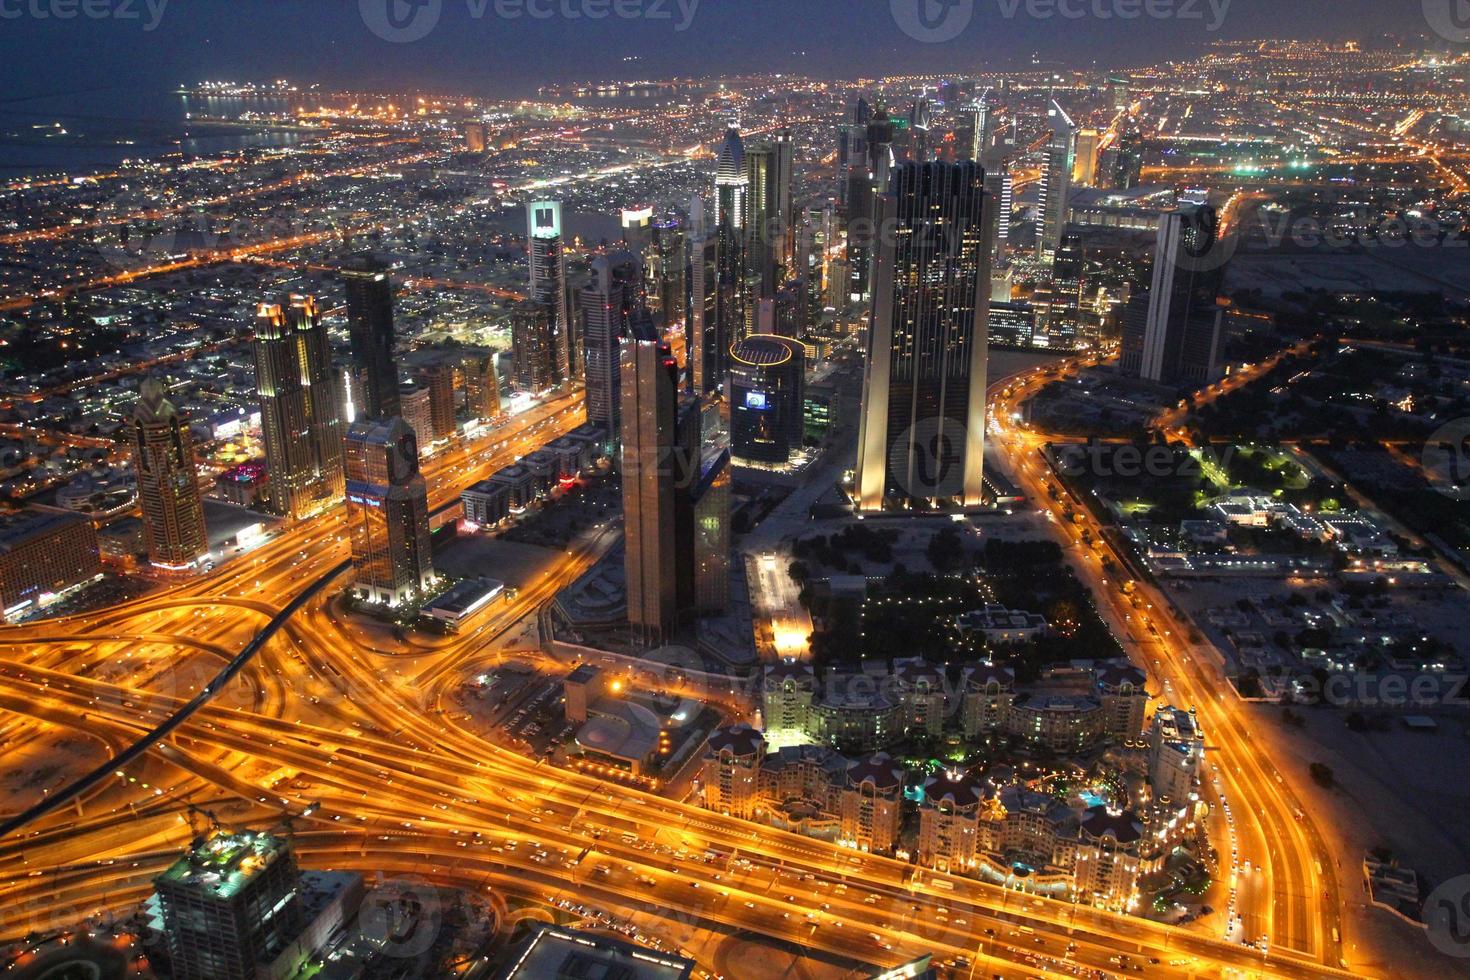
0,0,1453,103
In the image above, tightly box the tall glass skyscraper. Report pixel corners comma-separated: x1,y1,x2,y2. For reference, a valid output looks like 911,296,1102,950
344,416,435,607
253,296,345,520
340,258,400,421
528,200,574,383
855,162,991,511
1037,99,1076,262
581,251,646,440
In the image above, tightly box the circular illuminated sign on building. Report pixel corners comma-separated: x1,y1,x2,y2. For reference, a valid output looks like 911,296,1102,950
728,335,806,469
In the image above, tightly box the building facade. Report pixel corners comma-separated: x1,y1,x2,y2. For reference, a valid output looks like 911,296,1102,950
344,416,435,606
855,161,990,511
131,378,208,570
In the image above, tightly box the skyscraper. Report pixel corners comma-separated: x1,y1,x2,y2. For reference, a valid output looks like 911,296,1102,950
855,162,991,511
692,448,731,615
715,120,749,352
340,258,399,421
1131,205,1227,387
1036,100,1076,261
528,200,574,383
461,349,502,421
648,218,687,329
512,297,558,394
743,130,795,300
1035,233,1085,349
1073,128,1101,187
581,250,646,438
130,378,208,571
968,91,994,160
344,416,435,606
620,336,699,646
154,830,305,980
414,359,457,445
688,231,725,396
253,296,345,520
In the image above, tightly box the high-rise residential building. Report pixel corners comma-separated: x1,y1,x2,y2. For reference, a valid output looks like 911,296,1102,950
153,830,304,980
1149,705,1204,805
340,258,399,421
398,383,434,452
729,334,806,469
414,359,457,444
461,349,501,421
344,416,435,607
1072,128,1101,186
855,162,991,511
130,378,208,571
1036,100,1076,261
715,120,749,353
513,298,558,394
0,510,102,620
582,250,647,439
253,296,345,520
1130,205,1227,387
619,335,699,646
528,200,574,383
910,96,934,161
648,218,686,329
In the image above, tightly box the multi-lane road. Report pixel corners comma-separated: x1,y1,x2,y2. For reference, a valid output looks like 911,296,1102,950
0,373,1365,979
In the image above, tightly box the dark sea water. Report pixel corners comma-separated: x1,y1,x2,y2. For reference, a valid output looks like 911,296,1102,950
0,87,315,177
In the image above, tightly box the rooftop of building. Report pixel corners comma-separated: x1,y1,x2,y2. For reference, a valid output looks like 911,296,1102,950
153,830,291,901
498,924,694,980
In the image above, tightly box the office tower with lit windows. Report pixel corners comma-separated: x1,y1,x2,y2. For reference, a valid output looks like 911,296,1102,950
715,119,749,349
253,297,345,520
910,96,934,161
1130,205,1226,387
1035,233,1085,349
340,258,399,421
728,334,806,469
131,378,208,571
344,416,435,607
513,297,559,394
582,251,646,439
620,336,699,646
0,509,102,619
153,830,304,980
968,91,994,160
1036,100,1076,261
743,130,794,299
528,200,574,383
649,218,686,329
688,232,725,396
855,161,991,511
1073,128,1101,186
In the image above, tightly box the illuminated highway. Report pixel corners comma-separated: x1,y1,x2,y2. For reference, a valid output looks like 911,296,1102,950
0,374,1364,979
